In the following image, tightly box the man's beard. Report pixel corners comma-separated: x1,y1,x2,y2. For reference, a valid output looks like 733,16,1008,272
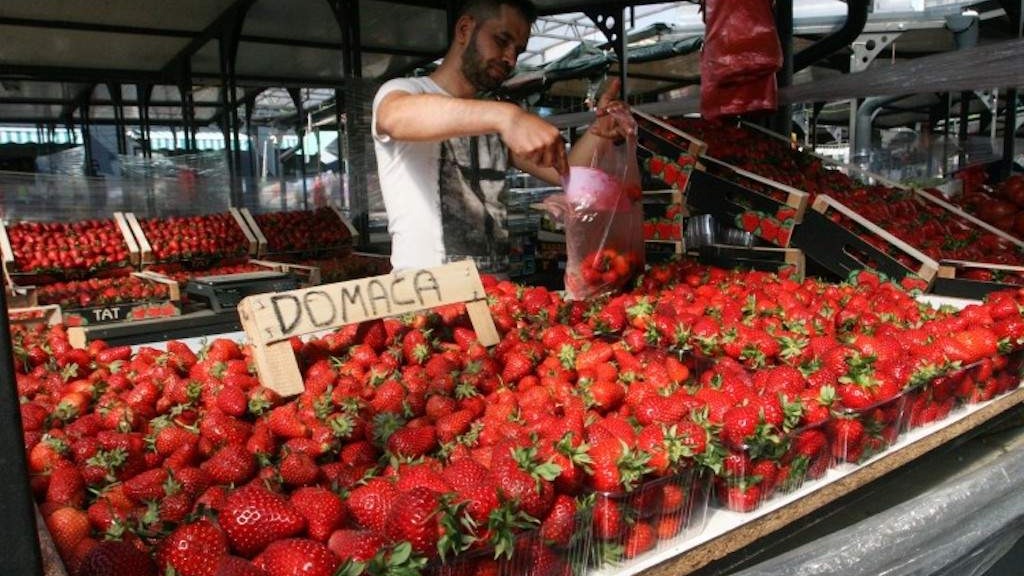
461,28,510,92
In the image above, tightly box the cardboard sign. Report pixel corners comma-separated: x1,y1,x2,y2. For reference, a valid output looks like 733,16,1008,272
238,261,499,397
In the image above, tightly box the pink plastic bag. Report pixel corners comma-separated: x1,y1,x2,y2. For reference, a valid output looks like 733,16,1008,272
559,109,645,300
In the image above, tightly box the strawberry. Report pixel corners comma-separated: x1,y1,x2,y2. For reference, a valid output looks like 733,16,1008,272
443,458,499,524
157,519,229,576
46,506,91,559
201,444,256,485
436,409,475,443
829,418,866,462
719,482,763,513
382,487,448,557
46,465,86,507
278,451,320,487
386,425,438,459
290,487,347,543
256,538,339,576
214,555,268,576
623,521,657,559
220,485,306,557
592,496,624,540
123,467,169,503
539,494,578,547
720,405,759,450
326,529,385,563
347,478,398,533
501,351,534,384
78,539,156,576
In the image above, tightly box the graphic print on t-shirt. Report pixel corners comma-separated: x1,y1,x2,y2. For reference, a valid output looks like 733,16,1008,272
438,134,510,272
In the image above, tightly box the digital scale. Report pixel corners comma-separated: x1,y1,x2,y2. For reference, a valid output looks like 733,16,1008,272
185,271,300,313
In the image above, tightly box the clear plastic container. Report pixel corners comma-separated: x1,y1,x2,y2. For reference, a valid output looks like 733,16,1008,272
827,389,912,466
577,467,711,571
430,508,591,576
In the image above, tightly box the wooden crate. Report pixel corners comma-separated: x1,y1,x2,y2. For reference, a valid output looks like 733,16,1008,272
684,165,808,248
123,212,153,265
237,208,268,256
1,215,141,284
7,304,62,328
930,260,1024,299
694,244,805,281
229,208,260,256
249,259,322,286
59,272,181,326
245,206,358,259
793,195,939,288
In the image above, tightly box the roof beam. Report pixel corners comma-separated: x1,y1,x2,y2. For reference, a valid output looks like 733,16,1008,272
160,0,256,75
0,16,197,37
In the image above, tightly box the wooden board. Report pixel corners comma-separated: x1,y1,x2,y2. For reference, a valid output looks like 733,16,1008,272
249,259,322,286
7,304,62,328
229,208,259,256
803,195,939,285
112,212,141,266
695,245,805,282
637,387,1024,575
634,109,708,157
238,261,498,397
684,169,803,248
330,205,359,239
124,213,153,265
0,220,15,267
700,156,810,221
238,208,268,256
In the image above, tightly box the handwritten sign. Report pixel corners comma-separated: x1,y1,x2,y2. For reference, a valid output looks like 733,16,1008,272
238,261,499,397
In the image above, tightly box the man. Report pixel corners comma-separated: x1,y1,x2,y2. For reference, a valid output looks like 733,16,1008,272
372,0,626,273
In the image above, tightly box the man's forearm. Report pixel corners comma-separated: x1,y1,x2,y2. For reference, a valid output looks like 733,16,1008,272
377,93,518,141
567,129,609,167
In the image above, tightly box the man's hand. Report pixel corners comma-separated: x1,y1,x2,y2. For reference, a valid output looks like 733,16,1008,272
587,78,629,142
500,108,569,176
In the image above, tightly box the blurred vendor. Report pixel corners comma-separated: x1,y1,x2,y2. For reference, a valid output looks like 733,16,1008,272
372,0,625,274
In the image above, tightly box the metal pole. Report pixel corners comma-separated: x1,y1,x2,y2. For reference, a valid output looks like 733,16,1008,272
773,0,794,136
958,91,970,170
1004,89,1018,179
0,285,45,576
943,92,952,176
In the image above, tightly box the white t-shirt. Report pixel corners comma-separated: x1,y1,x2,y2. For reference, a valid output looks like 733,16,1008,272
372,77,510,273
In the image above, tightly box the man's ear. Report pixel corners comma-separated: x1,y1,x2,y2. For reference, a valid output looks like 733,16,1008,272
454,14,476,45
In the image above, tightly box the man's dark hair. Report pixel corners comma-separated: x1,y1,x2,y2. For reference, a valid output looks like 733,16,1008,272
456,0,538,25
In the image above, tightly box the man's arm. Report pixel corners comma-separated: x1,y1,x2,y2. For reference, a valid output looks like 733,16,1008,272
511,79,627,185
376,91,567,173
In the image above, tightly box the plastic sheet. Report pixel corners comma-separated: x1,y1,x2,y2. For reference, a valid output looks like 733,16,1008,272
560,108,644,299
733,445,1024,576
700,0,782,119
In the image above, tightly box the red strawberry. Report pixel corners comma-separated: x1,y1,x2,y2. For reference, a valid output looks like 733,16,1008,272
623,521,657,559
278,451,320,487
829,418,866,462
326,529,385,563
721,405,759,450
386,425,438,458
347,478,398,533
220,486,306,557
46,465,86,508
290,487,347,543
157,519,229,576
435,409,474,443
201,444,256,485
540,494,578,547
501,351,534,384
383,487,446,557
214,555,268,576
123,468,169,503
78,539,156,576
257,538,339,576
46,506,91,559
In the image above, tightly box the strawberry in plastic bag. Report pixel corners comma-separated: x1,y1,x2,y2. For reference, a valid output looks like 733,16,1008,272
558,107,645,300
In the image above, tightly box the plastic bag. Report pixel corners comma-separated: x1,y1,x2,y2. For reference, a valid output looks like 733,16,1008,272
560,109,645,300
700,0,782,119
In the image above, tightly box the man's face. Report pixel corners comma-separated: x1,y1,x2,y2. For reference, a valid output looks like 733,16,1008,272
460,5,530,92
